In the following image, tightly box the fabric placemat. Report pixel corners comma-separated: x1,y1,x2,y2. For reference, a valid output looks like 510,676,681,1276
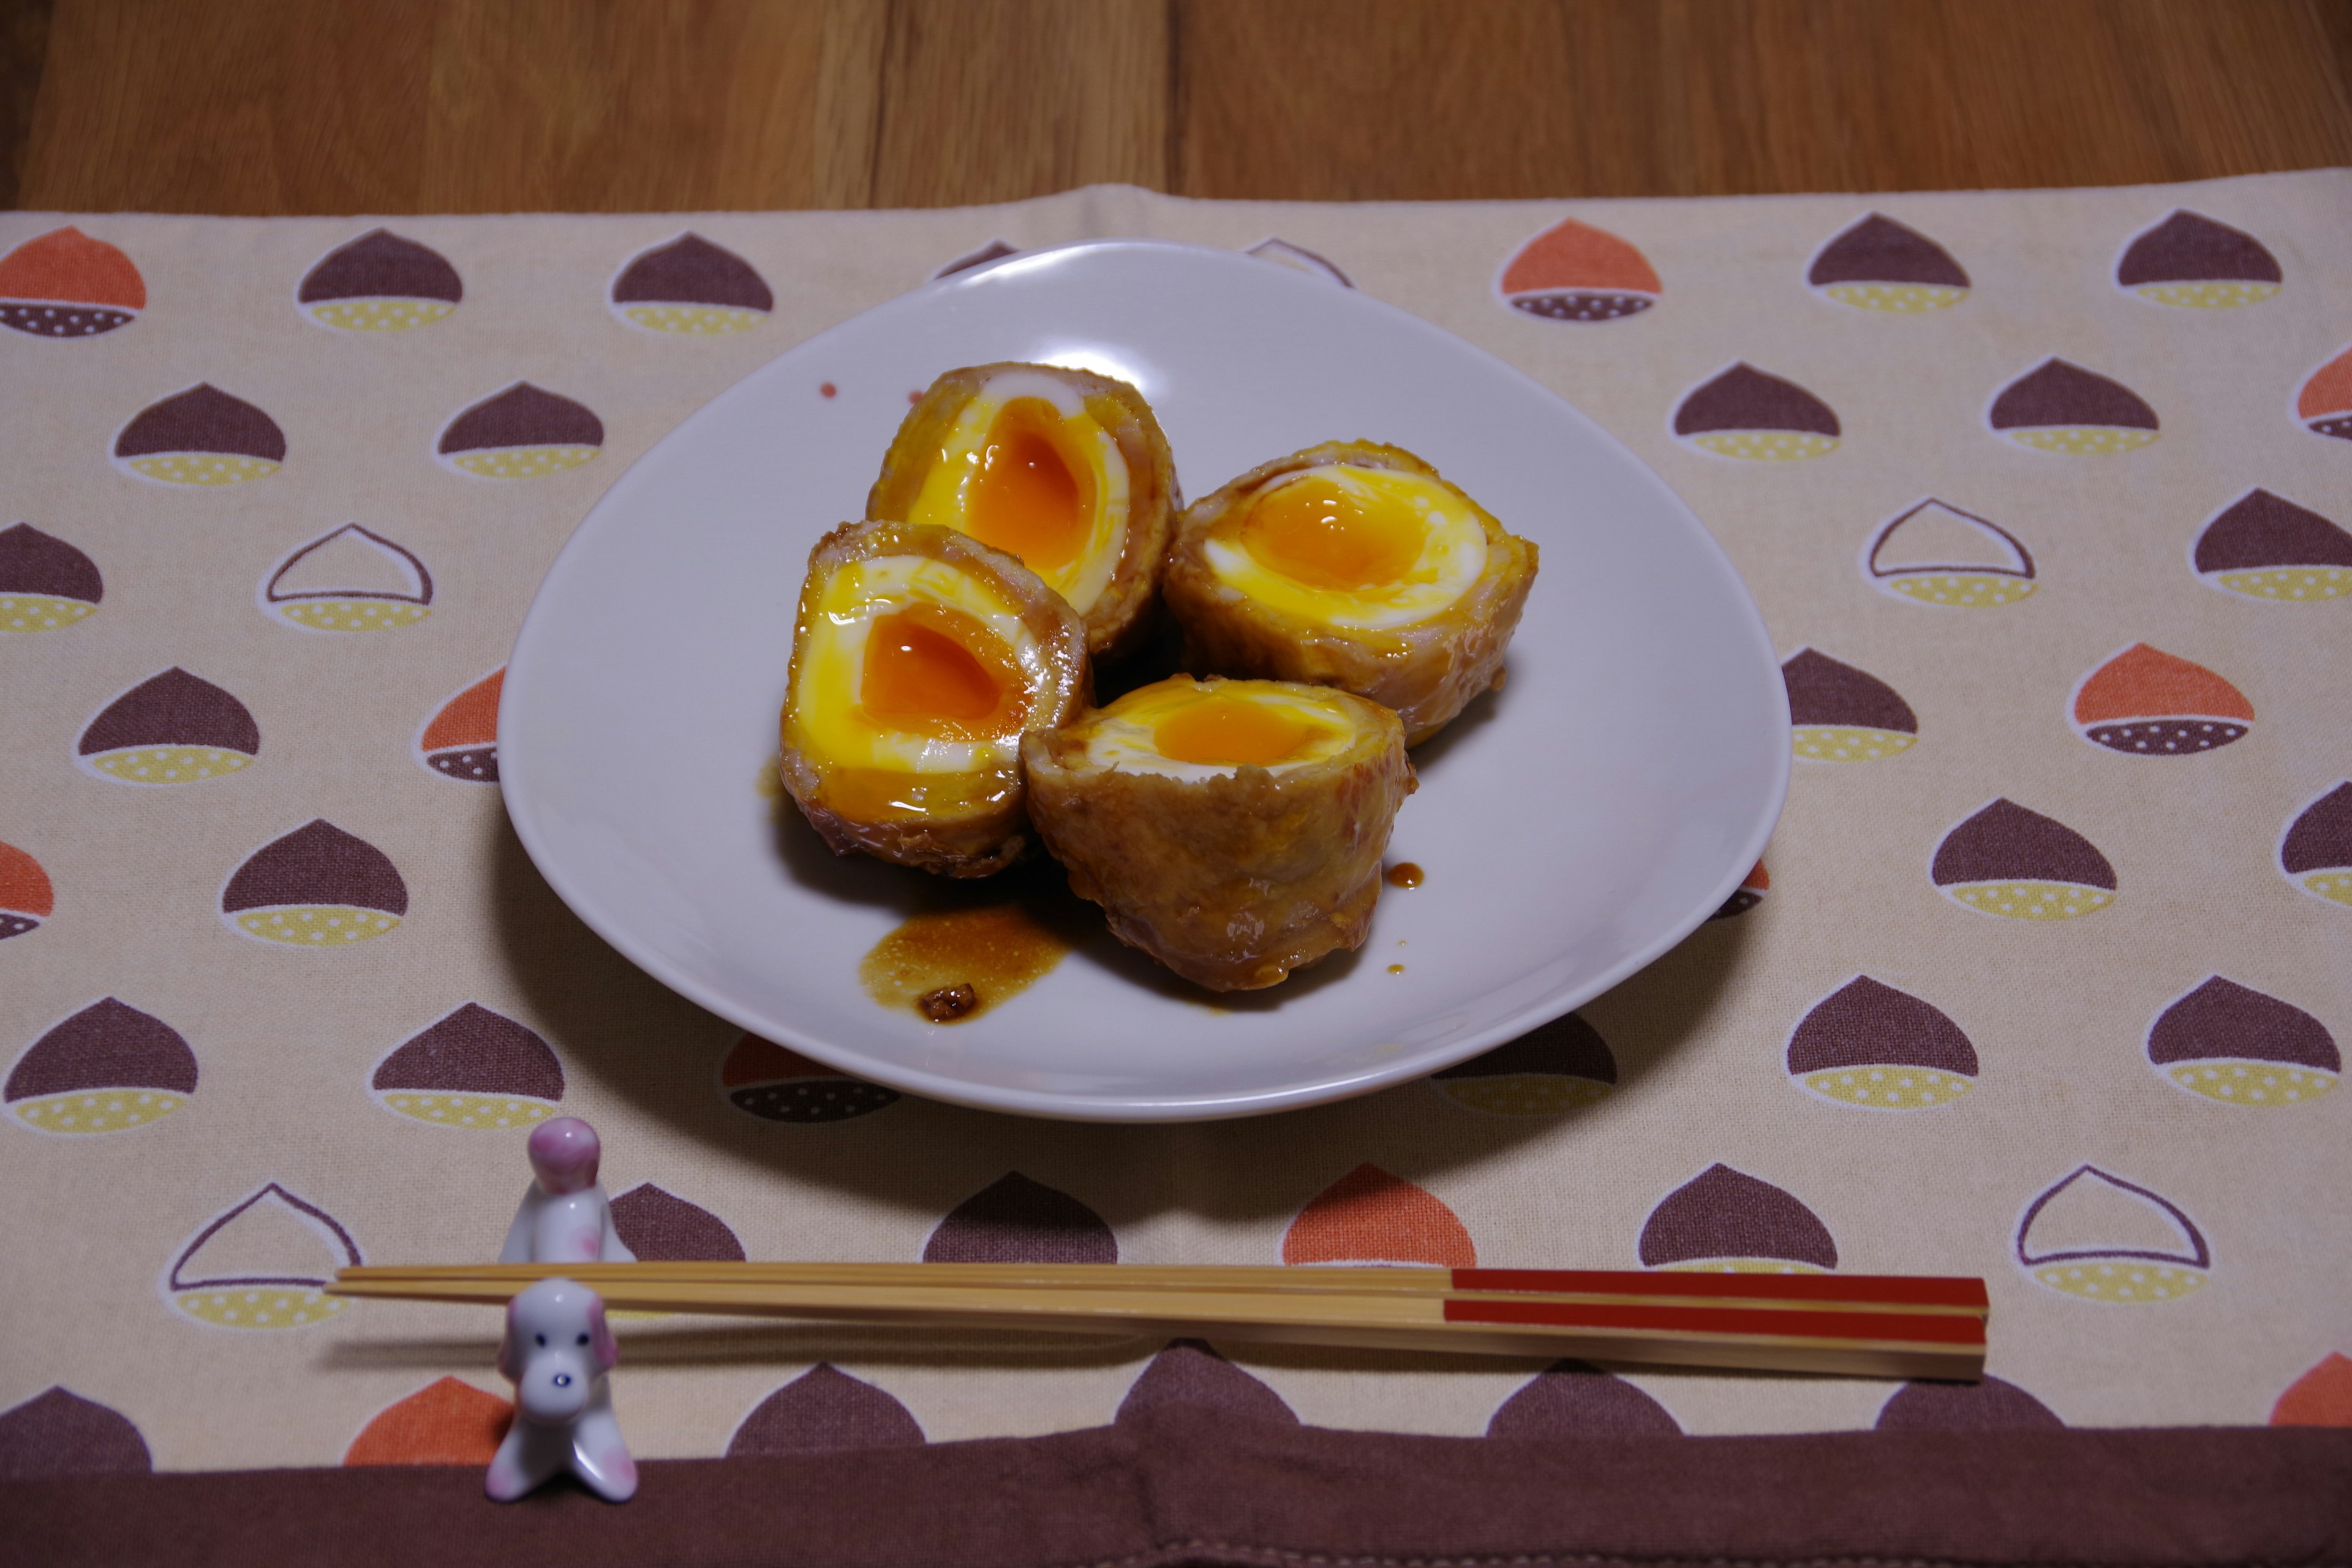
1,173,2347,1542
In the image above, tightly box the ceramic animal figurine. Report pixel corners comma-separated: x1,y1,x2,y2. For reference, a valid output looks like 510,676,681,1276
486,1276,638,1502
499,1117,636,1265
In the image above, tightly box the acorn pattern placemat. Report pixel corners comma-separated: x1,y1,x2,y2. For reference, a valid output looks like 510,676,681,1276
1,173,2347,1477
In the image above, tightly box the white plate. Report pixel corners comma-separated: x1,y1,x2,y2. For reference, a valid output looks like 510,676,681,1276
502,241,1788,1122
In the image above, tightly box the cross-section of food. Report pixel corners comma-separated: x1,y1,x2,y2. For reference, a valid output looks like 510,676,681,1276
867,362,1178,659
779,519,1088,878
1161,442,1537,745
1021,676,1414,991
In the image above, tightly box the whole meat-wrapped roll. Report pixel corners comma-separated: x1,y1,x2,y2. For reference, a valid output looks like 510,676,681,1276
1022,676,1413,990
1163,441,1537,745
867,362,1178,659
780,519,1088,877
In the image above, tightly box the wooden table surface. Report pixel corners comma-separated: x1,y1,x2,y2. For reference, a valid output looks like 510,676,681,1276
6,0,2351,214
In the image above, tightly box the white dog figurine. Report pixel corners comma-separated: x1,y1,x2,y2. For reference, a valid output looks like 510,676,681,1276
499,1117,635,1265
486,1276,638,1502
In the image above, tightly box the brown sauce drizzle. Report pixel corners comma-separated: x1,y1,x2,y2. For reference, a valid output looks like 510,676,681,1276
859,903,1072,1024
1385,862,1425,889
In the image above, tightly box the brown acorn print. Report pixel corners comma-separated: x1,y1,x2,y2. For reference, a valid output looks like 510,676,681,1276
1807,214,1969,312
1673,364,1839,461
0,227,143,338
344,1378,510,1466
2069,644,2253,756
728,1366,925,1455
1989,360,2158,454
2281,782,2352,908
1708,859,1768,921
611,1184,746,1262
1117,1341,1298,1426
436,383,602,478
6,998,197,1135
1638,1164,1837,1273
297,229,462,331
2297,344,2352,442
371,1004,564,1129
221,820,407,946
719,1031,899,1123
0,523,103,633
0,840,53,940
0,1389,151,1479
611,233,773,334
1281,1164,1476,1267
1783,648,1917,762
77,668,260,785
417,668,502,783
1862,500,2035,608
1786,977,1977,1111
1430,1013,1615,1115
1495,217,1659,322
167,1182,363,1329
260,524,433,633
1487,1360,1681,1438
2116,211,2280,309
1932,799,2116,921
922,1173,1115,1264
2271,1354,2352,1427
931,239,1018,280
113,385,285,486
1245,237,1352,288
1875,1375,2062,1430
2015,1166,2209,1303
2192,489,2352,603
2146,977,2338,1107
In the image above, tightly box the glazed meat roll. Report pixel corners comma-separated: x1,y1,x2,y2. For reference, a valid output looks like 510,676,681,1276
780,519,1088,878
868,362,1179,659
1163,441,1537,745
1022,676,1412,991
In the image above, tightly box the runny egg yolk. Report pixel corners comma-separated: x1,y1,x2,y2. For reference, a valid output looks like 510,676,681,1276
1242,473,1428,592
965,399,1094,581
859,604,1027,741
1153,692,1320,767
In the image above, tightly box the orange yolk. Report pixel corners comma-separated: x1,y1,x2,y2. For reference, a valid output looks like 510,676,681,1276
861,605,1027,740
965,399,1093,579
1240,474,1427,592
1153,694,1320,767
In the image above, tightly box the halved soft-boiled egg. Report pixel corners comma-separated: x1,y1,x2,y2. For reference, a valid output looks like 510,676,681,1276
1164,442,1537,745
780,519,1087,877
867,363,1177,657
1022,676,1413,990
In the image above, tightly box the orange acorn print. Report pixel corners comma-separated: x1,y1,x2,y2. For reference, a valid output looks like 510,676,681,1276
2068,644,2253,756
1708,859,1768,921
0,840,53,940
720,1031,899,1123
2271,1354,2352,1427
344,1378,511,1465
0,227,144,337
1281,1163,1476,1267
1496,217,1659,322
2297,343,2352,442
417,668,502,783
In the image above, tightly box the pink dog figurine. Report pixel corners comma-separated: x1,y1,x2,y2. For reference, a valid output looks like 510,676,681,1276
499,1118,635,1265
486,1276,638,1502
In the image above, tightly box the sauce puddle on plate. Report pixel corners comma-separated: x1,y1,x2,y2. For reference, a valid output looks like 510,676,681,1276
859,900,1074,1023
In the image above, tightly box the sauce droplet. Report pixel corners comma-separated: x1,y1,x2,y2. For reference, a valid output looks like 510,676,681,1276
859,902,1072,1024
1387,963,1405,975
820,382,838,399
1385,862,1425,889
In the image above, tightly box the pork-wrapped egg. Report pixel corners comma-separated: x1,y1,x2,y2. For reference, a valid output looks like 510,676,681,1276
1163,442,1537,745
867,363,1177,658
1022,676,1412,991
780,519,1087,878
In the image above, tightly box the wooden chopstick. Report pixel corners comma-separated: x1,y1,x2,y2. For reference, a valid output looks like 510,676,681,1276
331,1264,1985,1380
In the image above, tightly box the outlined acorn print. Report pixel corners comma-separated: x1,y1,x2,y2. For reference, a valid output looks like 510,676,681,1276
1988,360,2157,454
2015,1166,2209,1303
113,385,285,486
1861,500,2035,608
435,384,602,478
1783,649,1917,762
0,523,103,632
258,525,433,633
2146,977,2338,1106
1673,364,1839,461
1931,799,2116,921
1785,976,1978,1111
1495,217,1660,322
2067,644,2253,756
1806,213,1969,312
370,1004,564,1129
922,1173,1115,1264
6,998,196,1134
1245,237,1352,287
2115,211,2280,309
77,668,259,786
1282,1164,1476,1267
0,226,143,337
165,1182,363,1329
296,229,462,331
2191,489,2352,602
610,233,773,334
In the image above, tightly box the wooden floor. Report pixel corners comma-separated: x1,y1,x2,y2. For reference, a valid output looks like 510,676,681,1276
6,0,2351,213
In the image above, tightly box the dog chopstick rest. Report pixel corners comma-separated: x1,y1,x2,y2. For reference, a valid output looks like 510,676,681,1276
499,1117,635,1265
486,1276,637,1502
